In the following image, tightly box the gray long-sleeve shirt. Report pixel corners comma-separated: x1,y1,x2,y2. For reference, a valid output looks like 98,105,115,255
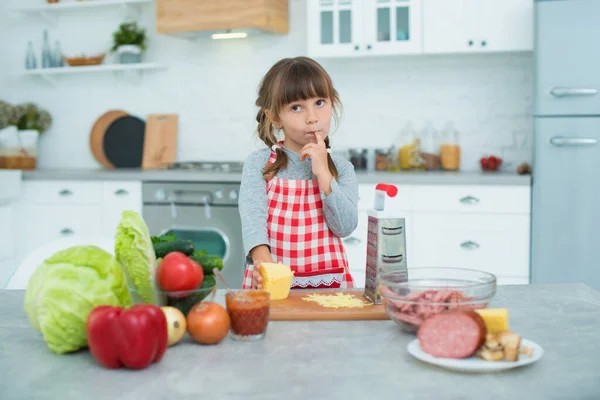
238,145,359,259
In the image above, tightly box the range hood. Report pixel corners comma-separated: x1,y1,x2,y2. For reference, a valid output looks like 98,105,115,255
156,0,289,39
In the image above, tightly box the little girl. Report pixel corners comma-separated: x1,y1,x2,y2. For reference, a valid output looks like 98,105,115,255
238,56,359,290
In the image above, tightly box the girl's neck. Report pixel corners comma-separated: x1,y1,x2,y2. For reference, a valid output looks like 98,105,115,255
282,139,302,154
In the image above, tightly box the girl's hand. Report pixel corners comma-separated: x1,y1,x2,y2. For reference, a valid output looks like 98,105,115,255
252,259,264,289
300,132,333,192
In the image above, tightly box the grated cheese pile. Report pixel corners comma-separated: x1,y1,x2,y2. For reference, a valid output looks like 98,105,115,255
301,292,372,309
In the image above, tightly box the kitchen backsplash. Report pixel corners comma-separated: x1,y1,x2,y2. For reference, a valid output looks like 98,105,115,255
0,0,533,171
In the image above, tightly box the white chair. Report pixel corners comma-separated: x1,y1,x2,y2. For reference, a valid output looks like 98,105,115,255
4,236,115,290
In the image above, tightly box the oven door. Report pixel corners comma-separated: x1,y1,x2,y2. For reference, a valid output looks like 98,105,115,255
143,202,245,289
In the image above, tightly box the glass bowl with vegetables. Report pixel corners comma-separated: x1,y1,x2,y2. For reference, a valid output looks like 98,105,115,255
115,221,224,316
127,251,219,316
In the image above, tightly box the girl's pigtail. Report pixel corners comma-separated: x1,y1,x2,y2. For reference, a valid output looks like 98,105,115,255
257,109,288,180
324,136,339,180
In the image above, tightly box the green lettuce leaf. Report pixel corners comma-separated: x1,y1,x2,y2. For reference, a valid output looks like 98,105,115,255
114,211,164,306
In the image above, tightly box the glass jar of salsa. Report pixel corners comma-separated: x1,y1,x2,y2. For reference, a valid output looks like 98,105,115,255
225,290,270,341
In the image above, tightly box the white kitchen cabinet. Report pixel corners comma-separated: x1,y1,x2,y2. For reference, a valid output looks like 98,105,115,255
15,180,142,264
411,213,530,279
345,183,531,286
307,0,423,58
423,0,533,54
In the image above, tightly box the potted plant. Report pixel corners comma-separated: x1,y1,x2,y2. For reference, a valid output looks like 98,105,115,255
0,101,52,170
111,22,147,64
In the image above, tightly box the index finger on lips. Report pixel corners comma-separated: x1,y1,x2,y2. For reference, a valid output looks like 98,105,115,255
315,131,325,147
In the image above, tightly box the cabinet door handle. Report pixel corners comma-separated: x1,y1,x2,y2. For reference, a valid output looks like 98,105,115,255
460,241,480,250
60,228,74,236
550,87,598,97
59,189,73,197
343,236,362,245
114,189,129,196
459,196,479,205
550,136,598,147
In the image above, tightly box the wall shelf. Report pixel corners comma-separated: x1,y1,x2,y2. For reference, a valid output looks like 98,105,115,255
13,0,153,23
23,62,166,86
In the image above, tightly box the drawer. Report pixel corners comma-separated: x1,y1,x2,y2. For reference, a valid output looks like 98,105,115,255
358,184,411,211
412,184,531,214
102,181,142,236
412,213,530,278
22,181,103,205
103,181,142,203
0,206,15,259
23,205,103,256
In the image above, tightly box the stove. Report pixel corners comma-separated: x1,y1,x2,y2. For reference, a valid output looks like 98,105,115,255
165,161,244,173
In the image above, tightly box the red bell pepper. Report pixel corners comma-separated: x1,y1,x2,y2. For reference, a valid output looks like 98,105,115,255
86,304,168,370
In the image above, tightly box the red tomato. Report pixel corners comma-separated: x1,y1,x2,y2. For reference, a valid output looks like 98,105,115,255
157,252,204,295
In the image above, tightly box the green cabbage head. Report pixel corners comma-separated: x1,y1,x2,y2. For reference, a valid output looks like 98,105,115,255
24,245,132,355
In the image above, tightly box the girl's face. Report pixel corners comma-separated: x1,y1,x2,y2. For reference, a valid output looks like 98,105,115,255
273,97,333,153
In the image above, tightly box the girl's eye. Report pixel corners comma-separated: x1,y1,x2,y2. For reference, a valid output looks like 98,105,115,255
316,99,326,107
291,105,301,112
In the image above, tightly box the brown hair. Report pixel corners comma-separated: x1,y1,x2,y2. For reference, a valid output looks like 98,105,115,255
255,56,342,180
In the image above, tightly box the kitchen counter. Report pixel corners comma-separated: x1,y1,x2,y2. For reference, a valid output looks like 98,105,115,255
21,168,531,185
1,284,599,399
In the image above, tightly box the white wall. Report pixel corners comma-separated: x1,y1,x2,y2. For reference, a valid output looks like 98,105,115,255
1,0,533,171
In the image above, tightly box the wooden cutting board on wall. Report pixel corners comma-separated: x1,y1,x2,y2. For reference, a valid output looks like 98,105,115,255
142,114,178,169
269,291,390,321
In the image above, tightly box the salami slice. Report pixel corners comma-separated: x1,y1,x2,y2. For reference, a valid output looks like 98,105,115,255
417,310,487,359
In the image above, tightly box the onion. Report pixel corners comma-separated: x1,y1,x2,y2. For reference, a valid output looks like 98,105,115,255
160,306,187,346
186,302,231,345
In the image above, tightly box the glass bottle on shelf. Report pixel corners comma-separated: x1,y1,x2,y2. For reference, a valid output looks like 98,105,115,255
53,40,64,68
42,30,52,68
419,120,440,171
439,121,461,171
25,41,37,70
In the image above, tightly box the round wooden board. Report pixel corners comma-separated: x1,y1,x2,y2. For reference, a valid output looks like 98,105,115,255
89,110,128,169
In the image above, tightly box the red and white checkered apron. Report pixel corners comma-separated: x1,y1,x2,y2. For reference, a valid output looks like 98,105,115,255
242,143,354,290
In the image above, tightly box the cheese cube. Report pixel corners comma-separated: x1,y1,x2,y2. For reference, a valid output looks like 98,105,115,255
259,262,294,300
475,308,510,333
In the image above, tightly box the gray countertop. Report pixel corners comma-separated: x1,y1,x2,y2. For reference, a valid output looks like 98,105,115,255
21,168,531,186
1,283,599,400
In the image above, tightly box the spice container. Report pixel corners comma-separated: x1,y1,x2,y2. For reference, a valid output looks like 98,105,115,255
375,149,389,171
225,290,270,341
419,121,440,170
439,121,461,171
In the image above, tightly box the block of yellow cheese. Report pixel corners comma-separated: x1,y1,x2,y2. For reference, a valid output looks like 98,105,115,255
475,308,510,333
259,262,294,300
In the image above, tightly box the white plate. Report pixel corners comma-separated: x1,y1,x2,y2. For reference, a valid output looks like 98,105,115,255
407,338,544,373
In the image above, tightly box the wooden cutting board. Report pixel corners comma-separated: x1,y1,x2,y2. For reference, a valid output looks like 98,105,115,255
142,114,178,169
89,110,128,169
269,290,390,321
